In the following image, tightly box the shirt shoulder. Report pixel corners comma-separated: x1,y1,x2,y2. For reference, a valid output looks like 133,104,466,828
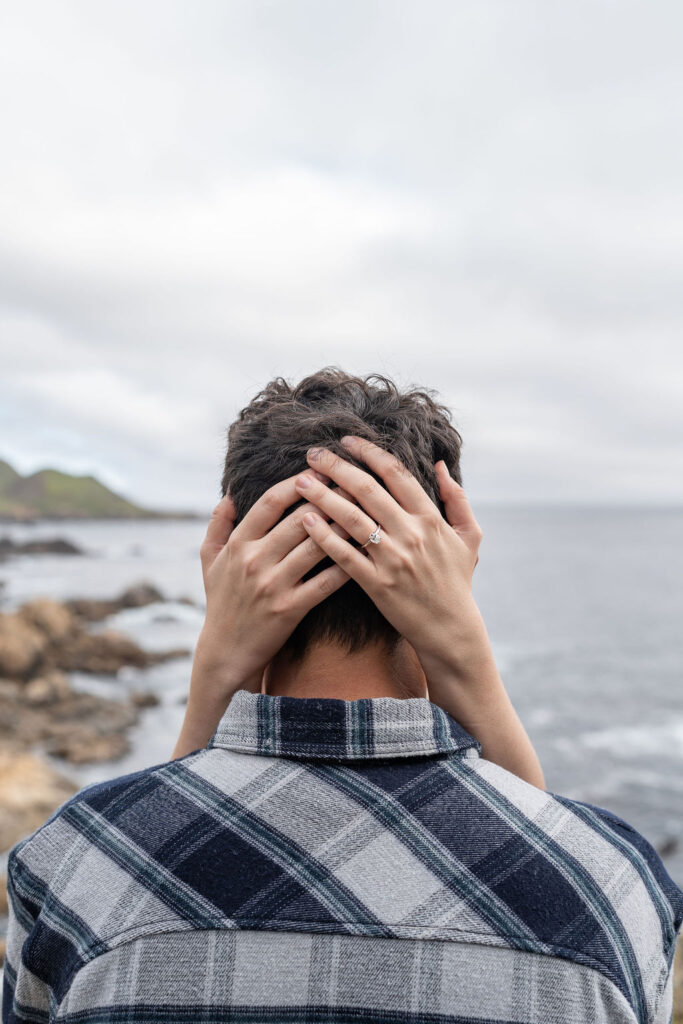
5,750,206,1009
460,754,683,1024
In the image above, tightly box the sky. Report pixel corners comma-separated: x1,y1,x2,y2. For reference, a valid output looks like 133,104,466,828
1,0,682,514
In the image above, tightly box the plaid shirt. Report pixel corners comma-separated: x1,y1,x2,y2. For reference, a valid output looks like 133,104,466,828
3,689,682,1024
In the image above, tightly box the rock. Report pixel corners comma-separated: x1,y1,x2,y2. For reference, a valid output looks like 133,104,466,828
24,671,72,705
656,836,679,858
130,690,161,708
674,937,683,1022
0,590,184,778
119,582,164,607
65,581,165,623
0,677,140,766
0,614,47,679
0,536,83,560
64,597,121,622
18,597,77,642
0,678,21,698
45,730,130,764
0,749,77,851
50,628,189,675
0,602,188,681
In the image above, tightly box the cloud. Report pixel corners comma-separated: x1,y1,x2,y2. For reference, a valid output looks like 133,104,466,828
1,0,682,510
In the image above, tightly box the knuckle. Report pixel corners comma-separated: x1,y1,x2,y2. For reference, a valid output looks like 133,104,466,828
304,536,322,558
387,455,408,478
271,594,292,616
334,546,355,571
422,509,442,531
347,508,366,532
254,574,277,600
357,478,376,499
316,574,336,598
402,526,423,551
261,488,283,512
242,552,259,577
377,566,399,591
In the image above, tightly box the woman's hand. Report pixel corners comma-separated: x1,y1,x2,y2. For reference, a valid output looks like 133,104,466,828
295,438,545,789
198,469,352,690
171,469,351,758
294,436,484,683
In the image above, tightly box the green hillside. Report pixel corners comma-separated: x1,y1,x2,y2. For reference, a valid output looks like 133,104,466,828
0,458,20,491
0,459,196,520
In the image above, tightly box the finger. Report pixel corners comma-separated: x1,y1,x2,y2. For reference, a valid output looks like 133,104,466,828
300,511,377,588
435,461,482,540
337,435,437,516
200,494,237,568
262,484,356,562
277,520,350,586
291,562,351,615
304,446,409,532
293,474,380,547
232,469,325,543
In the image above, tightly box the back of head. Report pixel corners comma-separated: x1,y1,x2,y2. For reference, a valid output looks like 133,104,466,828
221,366,463,662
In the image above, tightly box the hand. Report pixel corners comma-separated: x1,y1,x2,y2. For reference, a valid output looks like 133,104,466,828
293,436,484,682
198,469,352,693
171,469,353,758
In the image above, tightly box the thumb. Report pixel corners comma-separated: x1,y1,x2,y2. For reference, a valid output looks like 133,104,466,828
435,462,482,544
200,493,237,570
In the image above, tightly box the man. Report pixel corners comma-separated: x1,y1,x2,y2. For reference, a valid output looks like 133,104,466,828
4,368,682,1023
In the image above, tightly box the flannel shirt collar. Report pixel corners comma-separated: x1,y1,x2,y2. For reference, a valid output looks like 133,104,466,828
208,688,482,762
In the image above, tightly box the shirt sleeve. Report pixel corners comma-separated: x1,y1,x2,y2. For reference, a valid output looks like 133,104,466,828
560,797,683,935
2,845,52,1024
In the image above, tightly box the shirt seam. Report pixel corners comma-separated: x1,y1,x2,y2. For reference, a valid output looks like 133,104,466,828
55,915,637,1016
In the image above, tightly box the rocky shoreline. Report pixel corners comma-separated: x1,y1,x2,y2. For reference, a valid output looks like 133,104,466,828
0,583,193,856
0,534,84,560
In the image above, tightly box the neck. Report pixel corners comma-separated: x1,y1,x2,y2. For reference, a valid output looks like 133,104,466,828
263,638,429,701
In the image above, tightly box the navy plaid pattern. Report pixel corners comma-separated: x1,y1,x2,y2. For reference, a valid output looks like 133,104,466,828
3,689,682,1024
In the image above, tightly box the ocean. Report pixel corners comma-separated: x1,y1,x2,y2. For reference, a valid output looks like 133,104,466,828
1,506,682,886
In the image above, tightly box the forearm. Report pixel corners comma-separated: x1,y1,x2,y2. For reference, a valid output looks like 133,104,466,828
420,602,546,790
171,630,261,760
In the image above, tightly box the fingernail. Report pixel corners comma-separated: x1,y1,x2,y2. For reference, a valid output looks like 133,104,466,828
308,447,323,461
340,435,356,447
303,512,318,527
295,474,312,489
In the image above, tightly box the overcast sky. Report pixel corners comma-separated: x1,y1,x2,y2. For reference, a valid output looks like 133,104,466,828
1,0,682,513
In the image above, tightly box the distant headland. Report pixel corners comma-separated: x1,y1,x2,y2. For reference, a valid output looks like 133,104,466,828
0,457,203,522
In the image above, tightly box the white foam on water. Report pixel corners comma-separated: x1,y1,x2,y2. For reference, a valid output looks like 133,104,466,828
579,718,683,758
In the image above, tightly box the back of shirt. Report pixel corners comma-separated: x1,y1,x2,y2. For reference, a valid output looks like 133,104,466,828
4,691,682,1024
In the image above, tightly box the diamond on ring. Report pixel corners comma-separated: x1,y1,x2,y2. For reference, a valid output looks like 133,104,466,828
361,524,382,548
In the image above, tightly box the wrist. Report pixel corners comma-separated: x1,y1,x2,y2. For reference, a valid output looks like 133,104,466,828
191,628,262,698
415,598,492,684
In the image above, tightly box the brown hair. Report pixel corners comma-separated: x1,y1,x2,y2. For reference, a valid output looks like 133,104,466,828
221,366,463,662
